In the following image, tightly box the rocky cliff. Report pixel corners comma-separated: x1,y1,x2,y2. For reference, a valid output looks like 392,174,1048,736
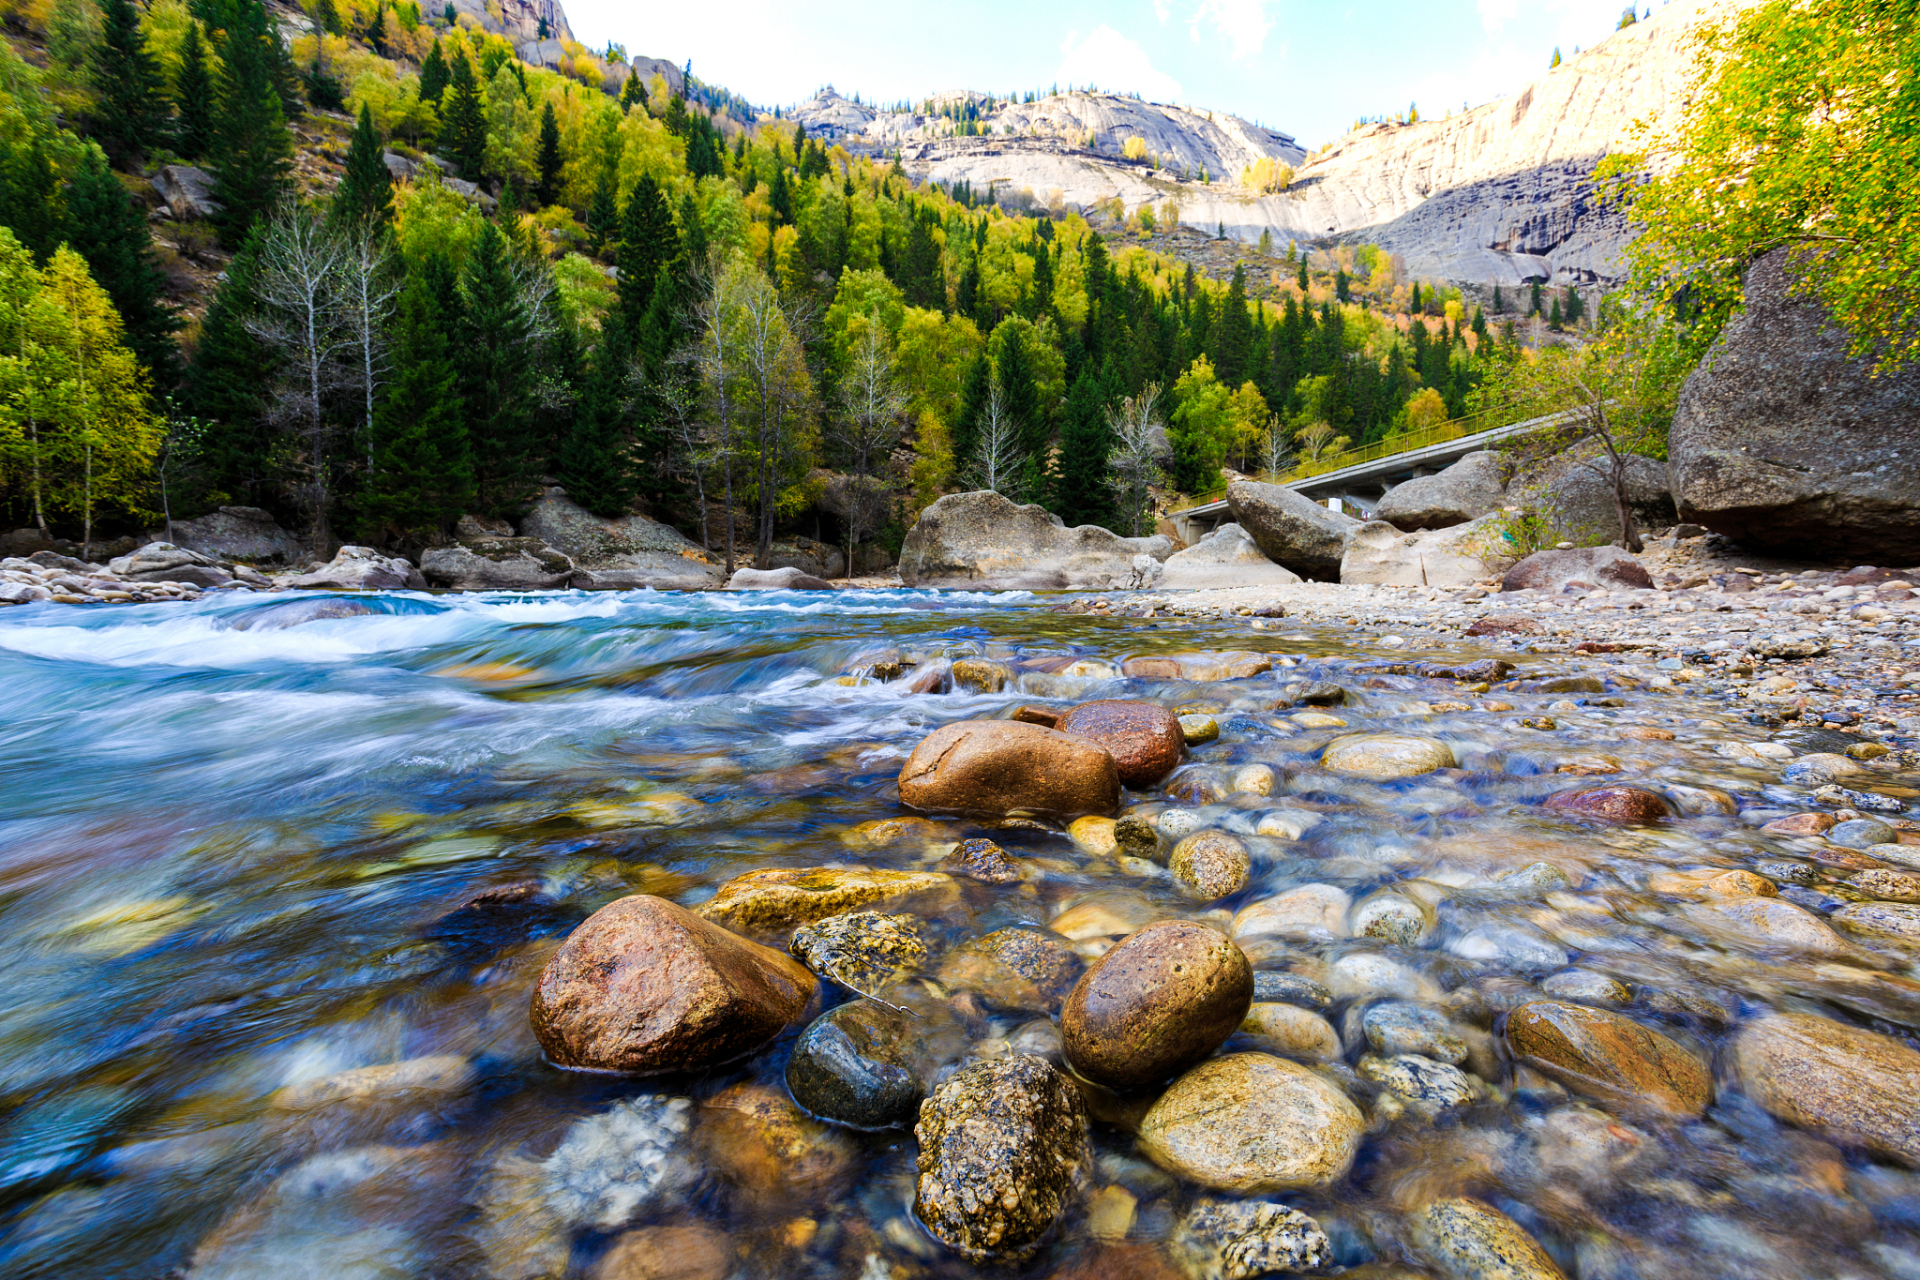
794,1,1738,285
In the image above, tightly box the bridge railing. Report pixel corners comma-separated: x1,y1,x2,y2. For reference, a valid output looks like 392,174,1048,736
1166,405,1555,515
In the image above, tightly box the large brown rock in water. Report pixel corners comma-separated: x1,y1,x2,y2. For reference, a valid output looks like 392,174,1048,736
1667,247,1920,563
530,895,815,1074
1506,1000,1712,1117
898,720,1120,816
1733,1010,1920,1165
1062,921,1254,1090
1056,700,1185,787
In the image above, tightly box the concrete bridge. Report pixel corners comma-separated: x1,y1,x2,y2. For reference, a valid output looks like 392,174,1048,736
1167,412,1564,544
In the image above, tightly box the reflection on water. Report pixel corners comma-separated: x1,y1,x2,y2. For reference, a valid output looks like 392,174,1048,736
0,587,1916,1279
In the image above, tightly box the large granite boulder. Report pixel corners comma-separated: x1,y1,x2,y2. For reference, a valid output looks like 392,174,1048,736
1158,523,1301,590
1541,455,1675,545
1226,481,1360,581
766,536,847,580
1340,513,1517,586
109,542,234,588
419,538,574,590
154,164,219,220
517,487,722,589
898,491,1172,589
726,566,834,590
286,546,424,591
1376,452,1511,530
1668,248,1920,563
153,507,304,565
1501,546,1653,593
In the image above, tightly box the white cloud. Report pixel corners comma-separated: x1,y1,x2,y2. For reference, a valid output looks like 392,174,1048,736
1187,0,1275,59
1476,0,1520,32
1057,25,1184,101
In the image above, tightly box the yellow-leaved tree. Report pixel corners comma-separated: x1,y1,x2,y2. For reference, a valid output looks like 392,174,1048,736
28,247,161,556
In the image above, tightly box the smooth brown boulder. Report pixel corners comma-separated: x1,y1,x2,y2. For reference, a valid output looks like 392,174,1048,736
1055,700,1186,787
1062,921,1254,1089
530,895,815,1075
591,1225,732,1280
1506,1000,1711,1117
1733,1011,1920,1165
1543,785,1672,825
898,720,1121,816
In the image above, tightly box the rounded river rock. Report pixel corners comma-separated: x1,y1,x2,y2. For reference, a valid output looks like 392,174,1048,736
1063,920,1254,1089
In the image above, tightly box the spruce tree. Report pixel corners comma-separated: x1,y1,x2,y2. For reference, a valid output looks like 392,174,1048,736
1296,257,1308,291
1548,294,1563,330
65,143,181,386
619,69,646,113
362,276,471,536
557,318,636,516
208,0,294,246
1491,282,1505,313
331,104,394,228
91,0,170,161
534,101,563,206
1213,263,1252,385
1052,369,1115,528
1529,280,1542,316
459,222,535,511
996,325,1043,456
173,22,215,160
0,132,66,260
442,52,487,178
951,351,989,465
617,173,676,328
418,38,450,106
182,224,276,504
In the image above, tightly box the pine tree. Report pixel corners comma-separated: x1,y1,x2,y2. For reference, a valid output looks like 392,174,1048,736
459,221,535,511
331,104,394,228
1296,257,1308,291
951,350,990,467
1529,280,1543,316
208,0,294,247
442,52,487,178
181,224,276,504
173,22,215,160
418,38,450,106
996,325,1043,456
534,101,563,206
0,132,67,261
362,276,470,536
367,0,388,54
1213,264,1252,385
1564,287,1585,326
65,144,181,387
1052,369,1114,528
91,0,170,161
617,173,676,329
619,69,646,113
1492,282,1505,313
557,319,635,516
1548,294,1563,330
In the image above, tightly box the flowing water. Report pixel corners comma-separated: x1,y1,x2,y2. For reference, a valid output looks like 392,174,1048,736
1,588,1917,1280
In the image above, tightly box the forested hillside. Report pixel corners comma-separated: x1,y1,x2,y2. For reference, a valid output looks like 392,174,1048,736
0,0,1586,569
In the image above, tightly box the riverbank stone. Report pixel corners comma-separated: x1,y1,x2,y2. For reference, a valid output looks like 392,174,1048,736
1172,1199,1333,1280
1241,1002,1343,1062
1543,785,1673,825
1412,1197,1569,1280
1062,921,1254,1089
1322,734,1456,780
940,836,1021,884
695,867,958,938
1364,1002,1468,1065
939,926,1085,1015
1170,830,1253,901
787,910,926,994
914,1054,1089,1264
785,994,963,1131
1137,1053,1364,1192
1056,700,1186,787
695,1082,859,1205
1732,1011,1920,1166
1506,1000,1711,1117
530,895,815,1075
898,720,1121,816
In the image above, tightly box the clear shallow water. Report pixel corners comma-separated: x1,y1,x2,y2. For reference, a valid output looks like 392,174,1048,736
0,588,1917,1280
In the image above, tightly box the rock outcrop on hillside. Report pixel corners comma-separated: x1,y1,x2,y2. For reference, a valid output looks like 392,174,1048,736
1667,248,1920,564
898,491,1172,589
450,0,570,46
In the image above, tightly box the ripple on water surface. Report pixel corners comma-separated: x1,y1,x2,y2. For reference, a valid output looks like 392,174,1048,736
0,587,1917,1279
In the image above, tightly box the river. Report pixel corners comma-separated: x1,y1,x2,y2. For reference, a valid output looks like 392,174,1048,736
1,586,1916,1280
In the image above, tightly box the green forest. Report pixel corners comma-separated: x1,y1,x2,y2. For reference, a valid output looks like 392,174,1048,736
0,0,1583,568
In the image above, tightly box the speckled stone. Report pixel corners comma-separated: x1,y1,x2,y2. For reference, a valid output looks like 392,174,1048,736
695,867,958,936
1241,1002,1342,1062
940,836,1022,884
914,1054,1089,1264
1062,921,1254,1089
1172,1198,1332,1280
1363,1002,1468,1065
1137,1053,1364,1193
1359,1053,1480,1109
788,911,926,994
1170,830,1253,901
1411,1197,1568,1280
1542,785,1672,825
939,927,1084,1015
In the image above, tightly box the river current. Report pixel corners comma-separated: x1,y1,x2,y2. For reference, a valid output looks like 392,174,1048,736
1,587,1917,1280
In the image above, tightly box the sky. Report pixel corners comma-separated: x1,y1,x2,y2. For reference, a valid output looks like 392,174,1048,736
560,0,1662,149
